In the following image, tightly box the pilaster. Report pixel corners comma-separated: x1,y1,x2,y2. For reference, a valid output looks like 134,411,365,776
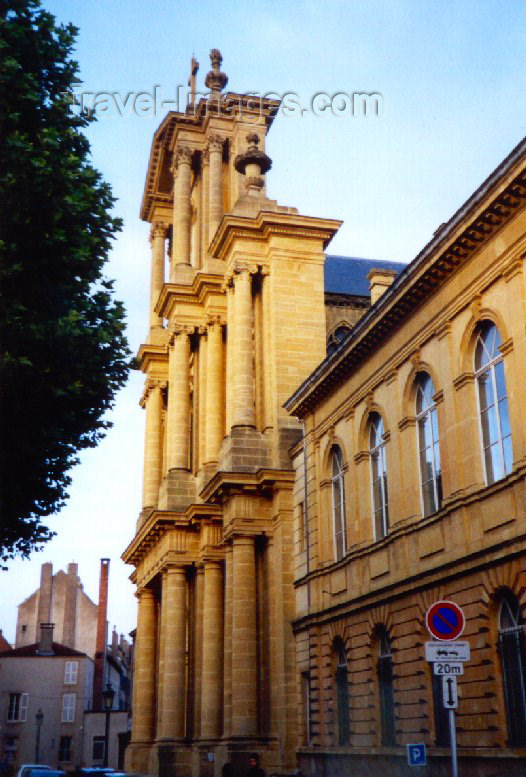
231,535,257,737
159,565,187,740
149,221,168,336
200,560,224,739
208,134,223,244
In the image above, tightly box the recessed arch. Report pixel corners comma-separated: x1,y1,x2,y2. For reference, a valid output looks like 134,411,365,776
458,309,510,375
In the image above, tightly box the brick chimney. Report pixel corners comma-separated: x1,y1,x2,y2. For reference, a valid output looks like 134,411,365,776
367,268,398,305
36,563,53,636
93,558,110,710
37,622,54,655
62,563,78,648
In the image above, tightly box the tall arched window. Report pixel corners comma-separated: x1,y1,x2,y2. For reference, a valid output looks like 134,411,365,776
474,322,513,484
334,638,350,745
331,447,347,561
369,414,389,540
415,373,442,516
377,628,396,746
498,593,526,745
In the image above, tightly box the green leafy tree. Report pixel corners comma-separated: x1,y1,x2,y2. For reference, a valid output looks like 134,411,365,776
0,0,130,561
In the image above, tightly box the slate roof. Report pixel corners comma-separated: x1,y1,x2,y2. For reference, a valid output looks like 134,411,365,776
324,255,407,296
0,642,88,658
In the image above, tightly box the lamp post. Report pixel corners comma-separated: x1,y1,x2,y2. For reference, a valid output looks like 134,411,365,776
35,708,44,763
102,683,115,768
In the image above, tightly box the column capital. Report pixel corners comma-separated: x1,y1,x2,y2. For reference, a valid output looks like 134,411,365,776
172,145,194,172
201,147,210,166
168,323,194,345
149,221,169,244
136,586,156,601
206,133,224,154
206,313,226,329
139,378,167,407
233,260,259,277
162,563,187,577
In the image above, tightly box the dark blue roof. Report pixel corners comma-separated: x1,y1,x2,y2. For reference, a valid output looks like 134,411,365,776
325,255,407,296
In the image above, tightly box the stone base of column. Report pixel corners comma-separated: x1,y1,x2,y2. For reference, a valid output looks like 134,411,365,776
125,741,157,775
147,324,167,346
158,469,196,510
197,462,219,492
275,424,303,468
218,427,270,473
171,264,197,284
136,505,155,531
158,740,193,777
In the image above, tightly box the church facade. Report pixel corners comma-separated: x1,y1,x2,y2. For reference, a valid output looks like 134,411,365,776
122,51,364,777
123,49,526,777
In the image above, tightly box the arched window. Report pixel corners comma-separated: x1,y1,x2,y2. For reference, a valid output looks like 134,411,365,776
331,447,347,561
415,373,442,516
498,593,526,745
369,414,389,539
327,324,351,356
377,628,396,746
334,638,350,745
474,322,513,484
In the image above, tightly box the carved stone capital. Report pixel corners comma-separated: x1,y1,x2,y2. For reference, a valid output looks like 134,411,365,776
173,145,194,170
207,133,224,154
139,378,167,407
232,260,259,277
149,221,169,244
207,313,225,329
168,323,194,345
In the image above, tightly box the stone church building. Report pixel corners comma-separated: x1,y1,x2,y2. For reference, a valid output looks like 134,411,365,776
123,51,526,777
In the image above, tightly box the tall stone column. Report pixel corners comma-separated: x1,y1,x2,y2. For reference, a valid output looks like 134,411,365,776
200,560,224,739
141,380,164,510
231,535,258,736
223,544,233,737
166,328,190,471
172,145,193,272
149,222,167,332
198,331,208,472
232,267,256,427
225,283,235,433
131,588,157,743
208,134,223,244
205,317,224,466
201,150,210,254
160,566,187,740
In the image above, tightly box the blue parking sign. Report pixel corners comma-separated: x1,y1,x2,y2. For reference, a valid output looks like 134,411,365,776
407,743,427,766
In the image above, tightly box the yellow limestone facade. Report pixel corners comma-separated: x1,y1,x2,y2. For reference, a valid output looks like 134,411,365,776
122,51,343,777
286,138,526,776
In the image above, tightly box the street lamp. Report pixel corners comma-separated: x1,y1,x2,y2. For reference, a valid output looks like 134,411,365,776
102,683,115,768
35,708,44,763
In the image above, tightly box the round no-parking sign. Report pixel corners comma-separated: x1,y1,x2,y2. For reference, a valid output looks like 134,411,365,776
425,600,465,641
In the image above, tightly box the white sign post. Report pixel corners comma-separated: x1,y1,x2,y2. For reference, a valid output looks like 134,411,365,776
425,601,468,777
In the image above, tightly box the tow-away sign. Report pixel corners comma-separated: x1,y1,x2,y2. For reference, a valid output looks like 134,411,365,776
425,641,470,662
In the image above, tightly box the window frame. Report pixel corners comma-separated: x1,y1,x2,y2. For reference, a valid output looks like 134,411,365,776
64,661,78,685
334,638,350,746
61,693,76,723
369,414,389,540
377,628,396,746
330,447,347,561
498,594,526,746
415,372,442,517
7,692,28,722
474,322,513,485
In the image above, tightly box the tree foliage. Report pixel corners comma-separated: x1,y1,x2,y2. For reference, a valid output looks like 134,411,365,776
0,0,130,561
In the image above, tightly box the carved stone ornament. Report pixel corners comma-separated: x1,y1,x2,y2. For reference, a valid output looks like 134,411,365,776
168,323,194,344
174,145,194,168
233,260,259,277
206,133,224,154
150,221,169,243
234,133,272,176
204,48,228,94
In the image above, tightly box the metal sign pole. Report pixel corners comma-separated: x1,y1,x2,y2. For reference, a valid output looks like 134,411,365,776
449,708,458,777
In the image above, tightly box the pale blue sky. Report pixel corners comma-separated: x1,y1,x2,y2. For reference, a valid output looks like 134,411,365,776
1,0,525,642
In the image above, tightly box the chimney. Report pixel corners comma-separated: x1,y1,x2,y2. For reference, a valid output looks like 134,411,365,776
36,563,53,636
37,622,54,655
62,563,78,648
367,268,398,305
93,558,110,710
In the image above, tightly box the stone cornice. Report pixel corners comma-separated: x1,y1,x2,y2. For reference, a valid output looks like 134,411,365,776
156,274,226,319
285,143,526,417
209,211,342,262
137,343,168,372
200,468,295,504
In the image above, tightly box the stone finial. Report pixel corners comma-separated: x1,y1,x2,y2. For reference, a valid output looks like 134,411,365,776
205,48,228,94
234,134,272,196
